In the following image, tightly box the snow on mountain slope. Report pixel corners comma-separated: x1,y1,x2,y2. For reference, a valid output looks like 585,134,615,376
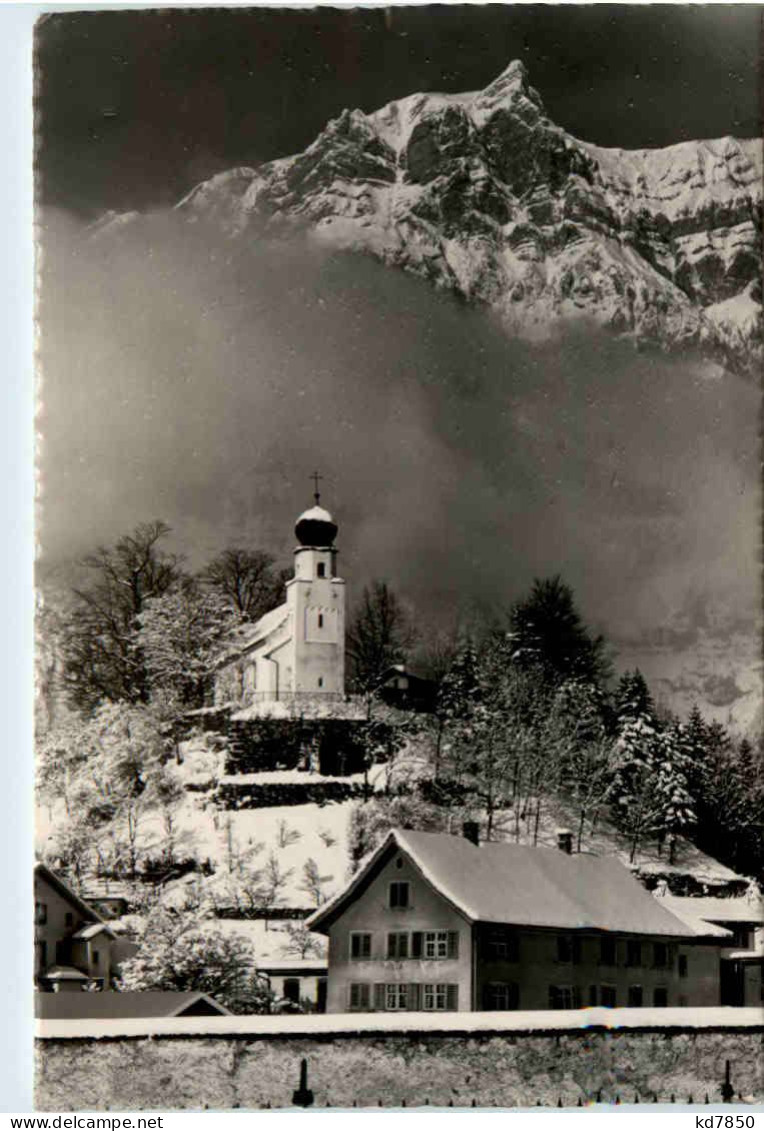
101,58,761,373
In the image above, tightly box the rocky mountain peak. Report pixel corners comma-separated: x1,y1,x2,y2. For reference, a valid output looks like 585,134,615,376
95,62,762,375
476,57,545,116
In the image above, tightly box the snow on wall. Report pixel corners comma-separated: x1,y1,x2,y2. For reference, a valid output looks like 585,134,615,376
36,1011,764,1110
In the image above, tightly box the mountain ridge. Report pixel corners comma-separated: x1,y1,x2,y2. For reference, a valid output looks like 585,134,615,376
94,58,762,373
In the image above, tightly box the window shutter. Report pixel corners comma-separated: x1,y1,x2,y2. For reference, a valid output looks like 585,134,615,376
447,931,459,959
509,982,519,1010
373,983,386,1011
408,983,421,1010
387,933,396,959
446,984,458,1011
360,984,370,1010
482,983,492,1010
411,932,423,958
348,984,357,1010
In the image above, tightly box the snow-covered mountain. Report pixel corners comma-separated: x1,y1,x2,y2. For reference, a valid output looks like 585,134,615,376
98,60,762,374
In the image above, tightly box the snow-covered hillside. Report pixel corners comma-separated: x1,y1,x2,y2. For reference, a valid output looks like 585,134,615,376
96,59,762,373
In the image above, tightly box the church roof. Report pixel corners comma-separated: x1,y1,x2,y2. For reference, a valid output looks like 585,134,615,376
307,828,702,939
214,603,289,667
295,505,337,547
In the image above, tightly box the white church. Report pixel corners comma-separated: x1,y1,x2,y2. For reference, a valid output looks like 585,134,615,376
213,496,357,718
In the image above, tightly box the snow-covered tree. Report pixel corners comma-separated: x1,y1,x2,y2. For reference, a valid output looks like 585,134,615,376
551,680,616,850
118,911,269,1013
610,672,665,861
136,580,234,707
299,857,333,906
279,922,326,960
58,521,184,712
654,721,696,863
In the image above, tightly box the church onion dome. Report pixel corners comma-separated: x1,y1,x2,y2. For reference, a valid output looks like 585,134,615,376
295,505,338,547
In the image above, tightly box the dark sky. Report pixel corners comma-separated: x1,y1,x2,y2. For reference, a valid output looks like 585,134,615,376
36,5,762,218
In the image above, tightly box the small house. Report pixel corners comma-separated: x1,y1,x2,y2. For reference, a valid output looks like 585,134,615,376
34,863,136,992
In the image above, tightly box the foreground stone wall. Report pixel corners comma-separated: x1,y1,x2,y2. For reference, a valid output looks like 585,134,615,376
37,1027,763,1110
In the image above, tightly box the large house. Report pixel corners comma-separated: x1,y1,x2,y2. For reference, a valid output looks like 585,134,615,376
306,827,725,1014
34,863,136,992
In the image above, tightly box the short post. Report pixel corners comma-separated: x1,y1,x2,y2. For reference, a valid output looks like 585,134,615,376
292,1058,314,1108
721,1060,734,1104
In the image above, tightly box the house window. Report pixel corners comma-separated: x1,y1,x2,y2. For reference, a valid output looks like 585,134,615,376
486,927,518,961
549,985,581,1010
34,940,47,973
588,985,598,1007
626,940,642,968
317,677,324,688
35,902,47,926
349,983,370,1011
424,983,447,1011
653,986,668,1007
484,982,519,1011
557,936,581,964
317,563,326,578
653,942,668,969
385,983,409,1011
678,954,688,979
628,985,643,1007
92,950,100,967
350,932,372,960
283,978,300,1004
389,881,410,909
387,932,409,959
422,931,458,959
599,937,616,966
600,985,616,1008
424,931,449,959
64,912,73,928
318,613,324,628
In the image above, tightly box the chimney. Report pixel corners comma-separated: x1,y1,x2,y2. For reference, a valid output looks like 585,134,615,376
462,821,480,847
556,828,573,855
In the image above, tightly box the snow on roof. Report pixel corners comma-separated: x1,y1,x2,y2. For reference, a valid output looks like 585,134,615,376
71,922,116,941
36,1006,764,1042
215,603,289,667
35,991,230,1020
659,896,764,927
40,966,89,981
308,829,702,938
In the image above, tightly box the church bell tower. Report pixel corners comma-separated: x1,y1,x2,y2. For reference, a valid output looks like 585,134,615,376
285,479,346,696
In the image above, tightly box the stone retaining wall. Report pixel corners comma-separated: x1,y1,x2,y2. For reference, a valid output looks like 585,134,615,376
36,1016,763,1111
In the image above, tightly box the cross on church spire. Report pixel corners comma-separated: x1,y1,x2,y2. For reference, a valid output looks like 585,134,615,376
310,470,323,505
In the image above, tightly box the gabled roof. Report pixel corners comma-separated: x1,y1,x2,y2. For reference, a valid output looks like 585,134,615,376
307,829,700,938
35,863,109,927
34,991,231,1019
